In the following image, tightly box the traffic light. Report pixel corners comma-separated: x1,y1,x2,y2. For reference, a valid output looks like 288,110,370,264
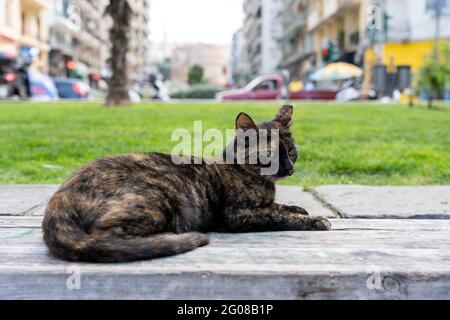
322,48,330,62
322,41,340,63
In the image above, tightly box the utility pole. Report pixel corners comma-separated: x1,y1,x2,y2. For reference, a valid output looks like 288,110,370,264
427,0,446,56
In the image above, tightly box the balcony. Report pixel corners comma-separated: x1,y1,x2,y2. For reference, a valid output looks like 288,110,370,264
244,0,261,16
51,15,80,36
72,0,103,20
308,0,360,31
281,14,307,42
20,0,50,10
280,35,314,68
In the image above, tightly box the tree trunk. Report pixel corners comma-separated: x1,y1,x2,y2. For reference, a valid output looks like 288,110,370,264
105,0,132,106
428,97,433,109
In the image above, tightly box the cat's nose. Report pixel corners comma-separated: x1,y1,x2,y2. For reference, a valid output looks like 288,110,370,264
288,168,295,176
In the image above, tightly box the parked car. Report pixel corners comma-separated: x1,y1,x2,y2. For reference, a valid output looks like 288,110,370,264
1,51,59,101
0,52,28,99
216,74,337,101
52,77,90,100
28,70,59,101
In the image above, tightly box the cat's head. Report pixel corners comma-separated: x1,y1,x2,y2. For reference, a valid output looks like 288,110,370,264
225,105,299,179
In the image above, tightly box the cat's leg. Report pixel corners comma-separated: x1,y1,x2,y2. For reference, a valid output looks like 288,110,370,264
224,203,331,232
279,204,310,216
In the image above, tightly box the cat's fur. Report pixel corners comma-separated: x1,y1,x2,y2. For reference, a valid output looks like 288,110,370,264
43,105,331,262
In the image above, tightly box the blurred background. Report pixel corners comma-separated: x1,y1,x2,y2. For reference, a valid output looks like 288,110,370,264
0,0,449,103
0,0,449,186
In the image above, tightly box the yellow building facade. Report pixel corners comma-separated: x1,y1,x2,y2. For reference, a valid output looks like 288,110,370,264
364,40,448,83
0,0,50,72
361,0,450,86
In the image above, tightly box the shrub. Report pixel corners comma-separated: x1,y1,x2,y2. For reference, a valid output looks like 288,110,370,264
188,65,204,85
416,42,450,108
170,85,222,99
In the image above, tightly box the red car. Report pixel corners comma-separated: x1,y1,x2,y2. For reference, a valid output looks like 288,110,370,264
216,74,337,101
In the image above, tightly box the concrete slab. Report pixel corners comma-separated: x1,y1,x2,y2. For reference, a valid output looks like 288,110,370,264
313,185,450,219
0,185,59,216
1,217,450,299
276,186,336,218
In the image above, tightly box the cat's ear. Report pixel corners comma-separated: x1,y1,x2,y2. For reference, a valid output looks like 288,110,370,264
236,112,258,131
274,105,293,128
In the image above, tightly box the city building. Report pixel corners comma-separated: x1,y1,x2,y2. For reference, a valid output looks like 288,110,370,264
48,0,110,81
307,0,364,68
244,0,449,90
0,0,50,72
243,0,283,75
362,0,450,83
231,28,251,86
128,0,151,82
47,0,151,84
279,0,314,80
171,43,231,89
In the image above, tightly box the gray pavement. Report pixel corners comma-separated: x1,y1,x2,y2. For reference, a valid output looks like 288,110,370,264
0,184,449,299
313,185,450,219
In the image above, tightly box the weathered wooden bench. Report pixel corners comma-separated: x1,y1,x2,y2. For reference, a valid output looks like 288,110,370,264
1,185,449,299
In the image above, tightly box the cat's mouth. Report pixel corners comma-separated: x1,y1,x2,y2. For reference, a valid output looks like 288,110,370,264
275,168,295,179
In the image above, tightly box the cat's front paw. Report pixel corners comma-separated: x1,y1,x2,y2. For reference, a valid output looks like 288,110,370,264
310,217,332,231
283,205,309,216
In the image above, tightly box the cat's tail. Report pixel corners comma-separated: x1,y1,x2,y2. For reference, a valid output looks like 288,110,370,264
42,215,209,263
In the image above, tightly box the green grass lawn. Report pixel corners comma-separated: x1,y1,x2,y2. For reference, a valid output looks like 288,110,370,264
1,101,449,186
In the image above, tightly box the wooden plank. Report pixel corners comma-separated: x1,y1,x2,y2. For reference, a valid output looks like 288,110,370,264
2,229,450,249
1,219,450,245
2,216,450,231
0,219,450,299
1,271,450,300
0,216,42,228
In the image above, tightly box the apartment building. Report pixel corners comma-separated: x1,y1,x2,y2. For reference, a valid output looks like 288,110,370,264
128,0,151,81
279,0,314,80
281,0,449,80
242,0,283,75
48,0,109,80
231,28,251,85
307,0,364,67
0,0,50,72
363,0,450,76
47,0,151,83
171,43,231,89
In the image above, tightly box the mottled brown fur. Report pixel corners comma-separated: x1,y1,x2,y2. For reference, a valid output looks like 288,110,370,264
43,105,331,262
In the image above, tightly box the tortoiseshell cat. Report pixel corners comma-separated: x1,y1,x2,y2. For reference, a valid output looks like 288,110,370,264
43,105,331,262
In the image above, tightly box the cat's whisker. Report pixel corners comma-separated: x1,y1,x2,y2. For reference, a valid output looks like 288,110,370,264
293,171,312,182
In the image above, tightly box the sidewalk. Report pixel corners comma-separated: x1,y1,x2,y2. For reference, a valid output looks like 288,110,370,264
0,185,449,299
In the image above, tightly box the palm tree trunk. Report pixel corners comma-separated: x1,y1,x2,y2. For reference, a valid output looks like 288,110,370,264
105,0,132,106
